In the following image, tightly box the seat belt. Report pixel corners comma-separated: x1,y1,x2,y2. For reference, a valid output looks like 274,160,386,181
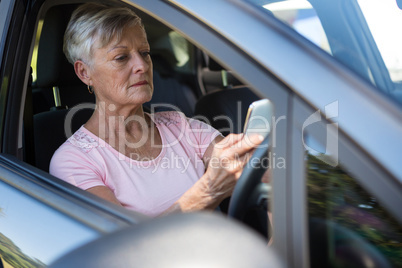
51,86,67,110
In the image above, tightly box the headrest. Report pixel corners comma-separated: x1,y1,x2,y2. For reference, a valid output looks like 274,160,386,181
35,5,82,88
150,33,180,77
194,86,260,135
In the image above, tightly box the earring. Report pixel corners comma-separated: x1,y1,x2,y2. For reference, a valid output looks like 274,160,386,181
87,85,93,94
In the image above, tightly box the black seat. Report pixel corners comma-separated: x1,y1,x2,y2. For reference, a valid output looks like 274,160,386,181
144,55,197,117
31,4,95,171
33,4,94,114
34,108,94,172
194,55,260,136
194,87,260,136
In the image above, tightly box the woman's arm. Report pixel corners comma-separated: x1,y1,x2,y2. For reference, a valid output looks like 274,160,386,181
86,186,123,206
86,134,263,216
202,135,224,167
162,133,264,215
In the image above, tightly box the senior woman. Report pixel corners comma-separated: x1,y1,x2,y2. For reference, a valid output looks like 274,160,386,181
50,3,263,217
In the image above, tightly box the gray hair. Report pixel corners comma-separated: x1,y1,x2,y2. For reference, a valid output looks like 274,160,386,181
63,2,144,66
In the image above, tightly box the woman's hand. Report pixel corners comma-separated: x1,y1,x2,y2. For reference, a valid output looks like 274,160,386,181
199,133,264,206
162,133,264,215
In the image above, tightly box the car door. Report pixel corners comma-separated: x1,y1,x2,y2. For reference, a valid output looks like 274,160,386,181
0,153,149,266
246,0,402,267
0,0,146,266
162,0,402,267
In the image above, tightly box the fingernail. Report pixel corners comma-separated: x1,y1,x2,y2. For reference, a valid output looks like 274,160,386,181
248,134,264,142
254,134,264,141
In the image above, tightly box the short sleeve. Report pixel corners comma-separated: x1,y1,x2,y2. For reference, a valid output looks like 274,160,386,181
187,117,222,158
49,143,105,190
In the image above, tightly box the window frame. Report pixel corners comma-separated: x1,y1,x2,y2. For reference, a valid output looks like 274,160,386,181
291,95,402,267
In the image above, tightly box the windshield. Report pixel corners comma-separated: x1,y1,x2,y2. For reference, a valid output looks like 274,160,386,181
248,0,402,107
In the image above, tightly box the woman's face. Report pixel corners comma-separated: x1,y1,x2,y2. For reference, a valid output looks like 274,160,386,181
88,24,153,108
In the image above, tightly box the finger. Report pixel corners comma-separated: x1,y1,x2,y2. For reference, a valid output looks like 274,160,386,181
242,133,266,148
238,150,259,171
227,152,250,171
221,134,264,159
215,133,245,149
232,150,254,165
261,169,271,183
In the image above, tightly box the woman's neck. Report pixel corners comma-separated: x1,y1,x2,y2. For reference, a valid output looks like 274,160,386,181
85,102,162,160
85,102,151,143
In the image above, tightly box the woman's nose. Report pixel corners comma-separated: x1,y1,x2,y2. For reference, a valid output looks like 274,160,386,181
131,53,149,74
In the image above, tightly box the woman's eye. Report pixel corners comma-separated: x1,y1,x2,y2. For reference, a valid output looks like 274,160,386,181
115,55,128,61
141,51,151,58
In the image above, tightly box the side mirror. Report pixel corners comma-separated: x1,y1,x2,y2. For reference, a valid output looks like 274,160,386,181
50,213,284,268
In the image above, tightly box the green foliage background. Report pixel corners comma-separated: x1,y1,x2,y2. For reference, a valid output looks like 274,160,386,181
0,232,45,268
307,153,402,267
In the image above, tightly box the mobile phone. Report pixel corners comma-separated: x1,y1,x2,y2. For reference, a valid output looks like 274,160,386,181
243,99,274,139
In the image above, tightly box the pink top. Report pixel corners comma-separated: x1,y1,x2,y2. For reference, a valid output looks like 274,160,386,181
50,111,221,217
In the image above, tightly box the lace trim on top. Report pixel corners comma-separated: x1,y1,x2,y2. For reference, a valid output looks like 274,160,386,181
67,112,183,153
152,111,183,127
68,128,99,153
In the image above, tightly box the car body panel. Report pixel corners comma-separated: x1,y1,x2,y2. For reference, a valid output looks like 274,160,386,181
0,153,147,265
0,0,400,266
137,1,402,266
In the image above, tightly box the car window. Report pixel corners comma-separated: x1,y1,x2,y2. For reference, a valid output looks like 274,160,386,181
249,0,402,107
167,31,194,73
357,0,402,83
305,148,402,267
0,181,99,266
260,0,331,55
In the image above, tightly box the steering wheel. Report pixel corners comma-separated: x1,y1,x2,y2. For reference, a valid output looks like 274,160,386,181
228,135,271,237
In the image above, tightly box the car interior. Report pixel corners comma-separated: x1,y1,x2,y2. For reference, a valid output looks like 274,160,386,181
25,0,268,232
13,0,397,267
27,3,261,172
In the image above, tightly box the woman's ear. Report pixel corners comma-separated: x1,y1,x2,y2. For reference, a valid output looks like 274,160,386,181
74,60,91,85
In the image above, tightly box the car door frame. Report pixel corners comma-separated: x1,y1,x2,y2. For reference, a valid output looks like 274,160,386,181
147,0,402,267
0,0,147,264
0,153,148,265
1,0,401,266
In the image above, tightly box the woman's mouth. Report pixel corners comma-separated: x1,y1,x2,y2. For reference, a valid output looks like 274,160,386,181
131,80,148,87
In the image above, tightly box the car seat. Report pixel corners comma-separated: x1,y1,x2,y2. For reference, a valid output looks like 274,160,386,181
194,56,260,136
32,4,94,114
195,87,260,136
30,4,94,171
